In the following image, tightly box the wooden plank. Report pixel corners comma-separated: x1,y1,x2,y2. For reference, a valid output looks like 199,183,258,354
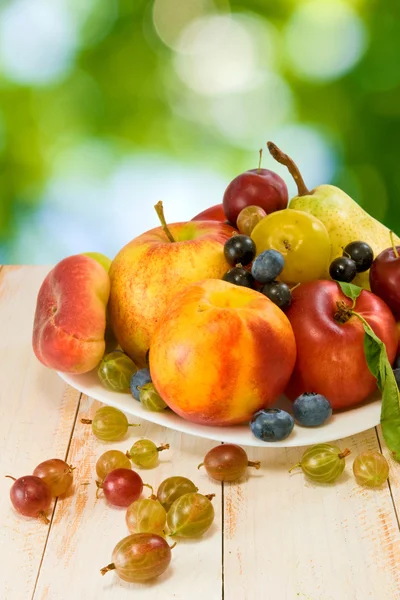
224,428,400,600
33,395,223,600
377,425,400,521
0,266,81,600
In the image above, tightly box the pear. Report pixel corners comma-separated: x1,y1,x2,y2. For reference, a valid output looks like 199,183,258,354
267,142,400,289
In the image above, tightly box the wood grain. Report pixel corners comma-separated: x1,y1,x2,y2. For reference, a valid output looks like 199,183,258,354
33,396,223,600
0,266,81,600
224,429,400,600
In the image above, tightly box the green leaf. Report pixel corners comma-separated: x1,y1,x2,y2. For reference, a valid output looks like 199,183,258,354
362,323,400,461
337,281,363,303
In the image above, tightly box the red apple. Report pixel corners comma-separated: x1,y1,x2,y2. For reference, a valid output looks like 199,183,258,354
369,243,400,319
191,204,227,223
223,168,288,226
109,204,236,367
285,280,397,410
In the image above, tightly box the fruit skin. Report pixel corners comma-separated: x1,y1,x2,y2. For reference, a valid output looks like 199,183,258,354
82,252,112,272
150,279,296,426
261,281,292,310
352,451,389,487
289,185,400,290
285,280,398,410
32,254,110,374
292,392,332,427
109,220,236,367
250,409,294,442
223,168,288,226
251,209,331,284
191,204,227,223
108,533,171,582
9,475,52,518
369,245,400,319
224,234,256,267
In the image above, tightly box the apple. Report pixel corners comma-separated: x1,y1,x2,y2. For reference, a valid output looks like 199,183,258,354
191,204,228,223
369,238,400,319
109,203,236,368
223,167,288,227
32,254,110,373
149,279,296,426
285,280,398,410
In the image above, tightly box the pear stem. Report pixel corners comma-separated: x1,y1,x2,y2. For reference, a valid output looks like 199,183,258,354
267,142,310,196
390,231,399,258
258,148,263,174
154,201,176,243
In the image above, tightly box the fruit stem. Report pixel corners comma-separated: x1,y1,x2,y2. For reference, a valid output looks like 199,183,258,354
205,493,215,501
127,423,140,428
95,481,103,499
169,542,177,550
338,448,351,459
80,418,92,425
197,462,204,470
334,301,353,324
100,563,116,576
288,463,302,473
290,283,301,293
38,511,50,525
5,475,16,481
143,482,154,496
390,231,399,258
157,444,170,452
267,141,310,196
248,460,261,470
154,201,176,243
258,148,263,174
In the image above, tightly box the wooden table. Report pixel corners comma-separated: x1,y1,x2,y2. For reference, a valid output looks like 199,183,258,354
1,265,400,600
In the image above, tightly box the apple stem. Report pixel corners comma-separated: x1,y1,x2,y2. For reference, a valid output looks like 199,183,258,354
267,141,310,196
338,448,351,460
258,148,263,174
248,460,261,470
154,201,176,243
390,231,399,258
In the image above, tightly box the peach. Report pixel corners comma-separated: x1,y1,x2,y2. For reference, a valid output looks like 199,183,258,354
150,279,296,426
32,254,110,373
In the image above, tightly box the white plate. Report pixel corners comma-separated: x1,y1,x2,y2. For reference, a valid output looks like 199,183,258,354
59,370,381,447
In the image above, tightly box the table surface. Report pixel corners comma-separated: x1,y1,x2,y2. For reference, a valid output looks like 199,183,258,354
1,265,400,600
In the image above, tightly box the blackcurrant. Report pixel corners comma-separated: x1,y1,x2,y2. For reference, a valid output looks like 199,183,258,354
343,241,373,272
222,267,255,289
224,235,256,267
329,257,357,283
261,281,292,310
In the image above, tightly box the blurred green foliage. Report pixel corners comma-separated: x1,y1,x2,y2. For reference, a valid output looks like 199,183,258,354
1,0,400,262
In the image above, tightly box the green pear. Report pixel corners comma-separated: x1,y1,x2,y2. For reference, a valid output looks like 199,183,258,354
267,142,400,289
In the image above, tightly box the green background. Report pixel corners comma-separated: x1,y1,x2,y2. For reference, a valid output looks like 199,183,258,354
1,0,399,263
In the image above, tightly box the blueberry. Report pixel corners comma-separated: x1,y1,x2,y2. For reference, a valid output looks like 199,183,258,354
250,408,294,442
394,368,400,390
251,249,284,284
293,392,332,427
130,368,151,401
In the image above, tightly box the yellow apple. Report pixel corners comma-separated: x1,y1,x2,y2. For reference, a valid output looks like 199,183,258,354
109,205,236,367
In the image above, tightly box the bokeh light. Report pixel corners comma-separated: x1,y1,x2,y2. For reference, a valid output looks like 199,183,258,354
0,0,77,85
285,0,367,81
153,0,216,50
